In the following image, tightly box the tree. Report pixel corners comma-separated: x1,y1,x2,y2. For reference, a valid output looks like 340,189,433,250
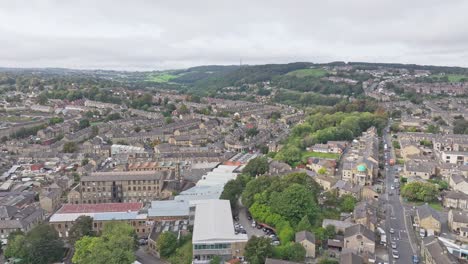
242,157,269,177
401,182,439,202
426,124,440,134
5,224,64,264
318,258,339,264
4,234,28,260
73,222,137,264
81,158,89,166
165,117,173,124
69,216,94,245
270,184,317,226
79,119,90,129
168,236,192,264
245,236,274,264
276,242,306,262
296,215,312,232
210,256,222,264
339,195,357,212
179,104,189,114
157,232,178,258
63,142,78,153
318,167,327,175
220,176,246,211
91,125,99,137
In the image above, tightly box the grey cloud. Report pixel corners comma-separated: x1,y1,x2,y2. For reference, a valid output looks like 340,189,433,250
0,0,467,70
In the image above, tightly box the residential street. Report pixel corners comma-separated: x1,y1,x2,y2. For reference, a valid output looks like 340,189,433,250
383,123,419,264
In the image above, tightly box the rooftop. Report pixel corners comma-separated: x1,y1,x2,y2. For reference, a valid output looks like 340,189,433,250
56,202,143,214
192,199,248,244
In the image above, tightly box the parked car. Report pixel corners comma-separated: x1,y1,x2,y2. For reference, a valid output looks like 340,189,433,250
412,255,420,264
389,228,395,234
391,241,397,249
392,250,399,259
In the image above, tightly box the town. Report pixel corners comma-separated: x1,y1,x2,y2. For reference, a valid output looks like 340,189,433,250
1,61,468,264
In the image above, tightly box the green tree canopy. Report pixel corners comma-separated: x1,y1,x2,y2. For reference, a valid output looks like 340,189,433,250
68,215,95,245
401,182,440,202
157,231,178,258
270,184,318,226
242,157,269,177
245,236,274,264
4,224,64,264
72,222,137,264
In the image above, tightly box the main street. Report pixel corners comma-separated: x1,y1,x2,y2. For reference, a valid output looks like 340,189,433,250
382,122,419,264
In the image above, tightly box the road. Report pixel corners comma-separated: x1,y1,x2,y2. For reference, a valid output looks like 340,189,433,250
382,123,419,264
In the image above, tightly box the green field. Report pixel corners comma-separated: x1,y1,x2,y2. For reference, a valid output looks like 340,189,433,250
286,68,327,78
146,73,178,83
302,151,340,160
433,73,468,82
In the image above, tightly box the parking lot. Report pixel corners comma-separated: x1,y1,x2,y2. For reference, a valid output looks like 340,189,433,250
236,207,280,245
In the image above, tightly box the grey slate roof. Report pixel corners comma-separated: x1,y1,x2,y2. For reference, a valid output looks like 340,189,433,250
344,224,375,241
295,230,315,243
340,252,363,264
422,236,458,264
417,203,440,221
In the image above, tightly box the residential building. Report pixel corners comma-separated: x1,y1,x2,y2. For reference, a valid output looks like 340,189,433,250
343,224,375,256
448,209,468,235
0,205,46,239
421,236,458,264
415,204,442,234
295,231,316,258
353,201,377,231
340,252,363,264
449,174,468,194
443,191,468,210
39,188,62,213
403,160,436,179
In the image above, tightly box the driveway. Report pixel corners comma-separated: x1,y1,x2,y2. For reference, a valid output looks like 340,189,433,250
237,199,267,238
135,246,168,264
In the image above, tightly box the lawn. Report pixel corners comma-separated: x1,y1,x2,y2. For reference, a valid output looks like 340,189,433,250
286,68,327,78
146,73,178,83
302,151,340,160
433,73,468,82
409,201,443,211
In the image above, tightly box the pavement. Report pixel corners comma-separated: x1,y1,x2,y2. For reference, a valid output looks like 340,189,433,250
237,199,265,238
135,246,168,264
382,125,419,264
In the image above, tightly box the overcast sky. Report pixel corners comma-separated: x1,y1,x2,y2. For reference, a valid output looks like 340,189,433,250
1,0,467,70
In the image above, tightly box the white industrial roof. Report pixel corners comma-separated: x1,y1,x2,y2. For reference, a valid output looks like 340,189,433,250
192,199,248,244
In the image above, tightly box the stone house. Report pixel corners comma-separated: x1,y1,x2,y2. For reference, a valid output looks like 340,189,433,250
415,204,441,234
443,190,468,210
343,224,375,256
295,231,316,258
